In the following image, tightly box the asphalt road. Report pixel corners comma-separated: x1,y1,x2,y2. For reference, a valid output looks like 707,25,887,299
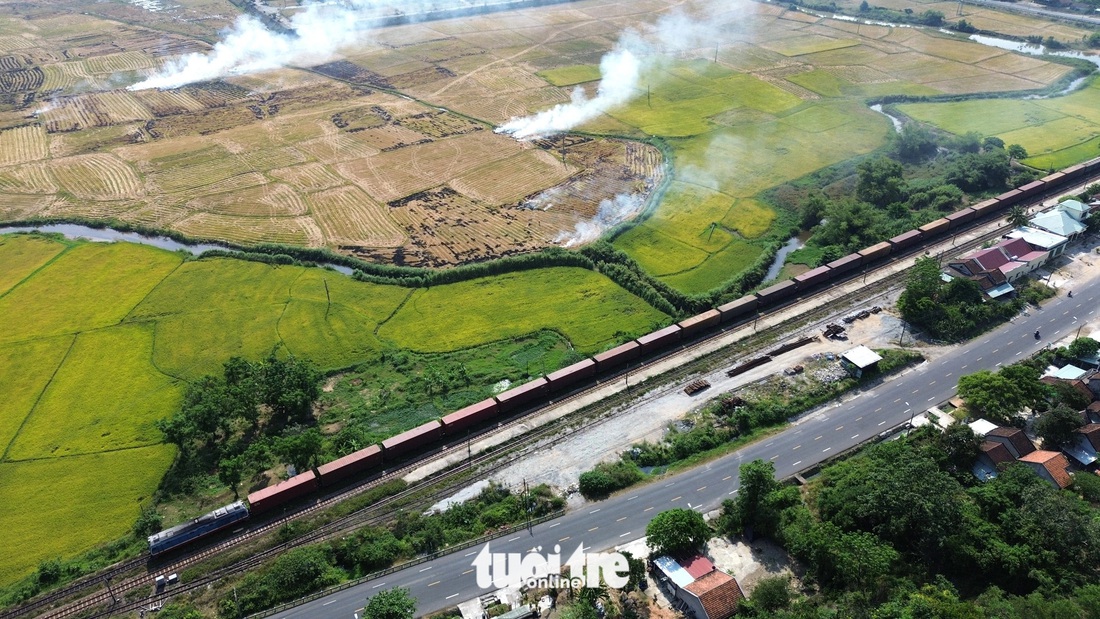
279,275,1098,619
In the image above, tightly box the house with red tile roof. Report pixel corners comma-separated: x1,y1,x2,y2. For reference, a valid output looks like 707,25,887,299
652,554,744,619
973,440,1016,481
1018,450,1073,488
683,570,745,619
984,427,1035,459
945,237,1049,293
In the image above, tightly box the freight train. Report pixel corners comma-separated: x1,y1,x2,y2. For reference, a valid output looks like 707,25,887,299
148,157,1100,555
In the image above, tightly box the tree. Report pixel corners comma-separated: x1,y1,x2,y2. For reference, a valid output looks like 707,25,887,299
1008,144,1028,160
218,453,245,499
133,506,163,537
1035,405,1083,449
799,192,829,229
645,508,711,557
920,9,945,25
727,459,780,536
274,428,324,473
1067,337,1100,360
751,575,792,612
958,370,1030,424
259,352,322,428
982,136,1005,150
856,157,907,207
363,587,416,619
893,123,938,162
935,424,981,475
1006,204,1029,228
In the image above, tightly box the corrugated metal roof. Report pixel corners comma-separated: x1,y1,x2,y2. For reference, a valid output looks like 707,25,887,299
653,555,694,588
842,345,882,369
986,282,1015,298
969,419,998,437
1054,364,1088,380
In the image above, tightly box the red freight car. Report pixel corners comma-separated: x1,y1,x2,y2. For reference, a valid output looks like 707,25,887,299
495,377,550,413
944,208,976,229
593,341,642,370
636,324,682,353
678,309,721,337
756,280,798,306
970,199,1002,218
717,295,759,323
382,421,442,460
545,358,597,392
316,445,383,486
793,265,832,290
1016,180,1046,200
1042,172,1065,185
995,189,1022,204
918,218,950,238
441,399,500,435
247,470,319,515
825,253,861,275
858,241,892,262
888,229,923,250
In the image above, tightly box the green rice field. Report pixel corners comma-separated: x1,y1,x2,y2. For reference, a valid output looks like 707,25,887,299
0,234,666,585
378,268,668,353
898,76,1100,170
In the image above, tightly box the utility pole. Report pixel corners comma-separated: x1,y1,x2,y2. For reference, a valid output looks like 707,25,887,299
103,576,118,605
714,45,718,63
523,478,532,531
647,84,651,108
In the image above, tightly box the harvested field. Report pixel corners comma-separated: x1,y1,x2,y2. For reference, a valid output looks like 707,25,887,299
49,153,142,200
450,149,577,206
185,183,309,218
132,88,206,116
0,194,53,220
173,212,314,246
269,162,347,193
310,185,406,247
0,125,48,165
338,130,524,203
82,50,156,75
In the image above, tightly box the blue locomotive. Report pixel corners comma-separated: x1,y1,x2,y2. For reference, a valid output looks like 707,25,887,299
148,500,250,555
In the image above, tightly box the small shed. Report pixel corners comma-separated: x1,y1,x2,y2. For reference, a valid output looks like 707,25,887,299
840,345,882,378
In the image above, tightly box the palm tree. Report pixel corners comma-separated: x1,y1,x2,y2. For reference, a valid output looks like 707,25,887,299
1006,204,1029,228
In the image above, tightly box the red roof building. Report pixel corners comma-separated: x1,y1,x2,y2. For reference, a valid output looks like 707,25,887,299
683,571,745,619
985,427,1035,459
1018,450,1073,488
980,441,1015,467
1079,424,1100,451
678,554,716,580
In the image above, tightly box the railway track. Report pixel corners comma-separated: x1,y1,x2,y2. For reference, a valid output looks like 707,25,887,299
8,178,1087,619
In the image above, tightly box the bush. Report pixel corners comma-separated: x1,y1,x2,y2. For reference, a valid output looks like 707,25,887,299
579,461,643,498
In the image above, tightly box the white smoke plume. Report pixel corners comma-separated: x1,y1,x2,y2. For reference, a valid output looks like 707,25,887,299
556,193,646,247
496,1,741,139
497,47,642,140
130,4,362,90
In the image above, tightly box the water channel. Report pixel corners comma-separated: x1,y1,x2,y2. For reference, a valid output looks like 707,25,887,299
0,224,355,274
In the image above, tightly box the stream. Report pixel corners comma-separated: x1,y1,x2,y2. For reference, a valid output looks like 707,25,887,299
0,224,355,275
